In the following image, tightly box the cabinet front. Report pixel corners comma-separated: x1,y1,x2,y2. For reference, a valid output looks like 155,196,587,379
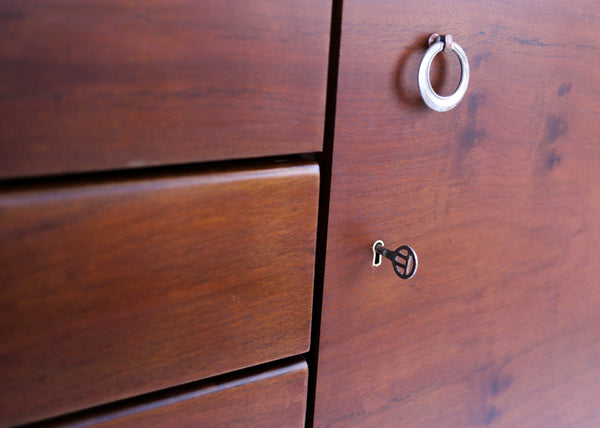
315,1,600,426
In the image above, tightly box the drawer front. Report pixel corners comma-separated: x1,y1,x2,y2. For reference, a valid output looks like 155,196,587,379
315,1,600,427
0,162,318,426
44,359,308,428
0,0,330,179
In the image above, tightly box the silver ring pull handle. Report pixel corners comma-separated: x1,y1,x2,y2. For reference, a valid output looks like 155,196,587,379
372,240,418,280
418,33,470,112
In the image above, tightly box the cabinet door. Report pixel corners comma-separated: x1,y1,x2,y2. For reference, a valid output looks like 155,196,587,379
315,1,600,426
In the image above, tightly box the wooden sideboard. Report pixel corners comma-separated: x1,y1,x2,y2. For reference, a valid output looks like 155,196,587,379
2,0,600,427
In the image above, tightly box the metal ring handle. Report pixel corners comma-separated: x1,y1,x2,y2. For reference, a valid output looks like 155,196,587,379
418,34,470,112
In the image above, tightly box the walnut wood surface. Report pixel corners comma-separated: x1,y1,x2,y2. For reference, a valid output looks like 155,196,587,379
315,1,600,426
43,359,308,428
0,162,318,426
0,0,330,179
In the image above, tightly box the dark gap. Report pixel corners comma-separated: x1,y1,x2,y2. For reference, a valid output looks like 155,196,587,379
304,0,343,426
0,153,317,193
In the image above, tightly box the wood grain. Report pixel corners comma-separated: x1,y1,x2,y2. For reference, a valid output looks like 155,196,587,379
0,162,318,426
40,359,308,428
315,1,600,426
0,0,330,179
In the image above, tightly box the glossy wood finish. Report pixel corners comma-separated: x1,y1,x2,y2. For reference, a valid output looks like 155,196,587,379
315,1,600,426
0,162,318,426
42,359,308,428
0,0,330,179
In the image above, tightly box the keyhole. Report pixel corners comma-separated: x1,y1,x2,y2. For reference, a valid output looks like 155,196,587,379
372,240,384,267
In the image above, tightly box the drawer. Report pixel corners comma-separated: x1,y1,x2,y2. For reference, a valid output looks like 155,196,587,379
0,0,330,179
0,162,318,426
40,359,308,428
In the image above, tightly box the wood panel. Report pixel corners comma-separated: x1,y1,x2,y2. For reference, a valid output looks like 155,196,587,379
39,359,308,428
315,1,600,426
0,0,330,179
0,162,318,427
